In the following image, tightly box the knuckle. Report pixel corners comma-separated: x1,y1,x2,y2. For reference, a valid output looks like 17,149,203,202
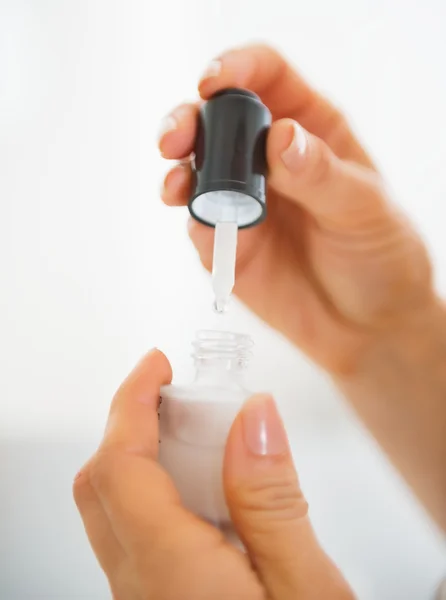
72,460,94,509
324,105,350,146
88,448,122,492
235,469,309,524
72,474,87,509
257,42,283,62
328,105,348,134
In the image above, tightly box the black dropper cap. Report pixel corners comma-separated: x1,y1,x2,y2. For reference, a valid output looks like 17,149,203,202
188,88,271,229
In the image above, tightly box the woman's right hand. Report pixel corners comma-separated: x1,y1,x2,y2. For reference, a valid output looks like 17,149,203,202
158,44,435,376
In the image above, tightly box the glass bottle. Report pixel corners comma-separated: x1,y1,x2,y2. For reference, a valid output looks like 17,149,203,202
158,329,253,546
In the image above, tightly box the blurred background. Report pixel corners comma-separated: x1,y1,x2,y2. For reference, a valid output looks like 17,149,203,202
1,0,446,598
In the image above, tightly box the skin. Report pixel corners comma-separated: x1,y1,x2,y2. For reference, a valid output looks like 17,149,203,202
74,350,354,600
75,44,446,598
160,44,446,530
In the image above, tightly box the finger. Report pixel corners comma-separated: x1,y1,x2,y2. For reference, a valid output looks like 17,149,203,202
267,118,388,232
89,447,268,600
198,44,373,166
161,162,192,207
158,103,199,160
73,461,125,575
224,394,354,600
89,449,193,554
100,349,172,460
89,450,266,600
89,349,220,558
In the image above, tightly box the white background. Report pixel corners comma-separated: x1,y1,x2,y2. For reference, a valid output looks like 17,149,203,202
1,1,446,598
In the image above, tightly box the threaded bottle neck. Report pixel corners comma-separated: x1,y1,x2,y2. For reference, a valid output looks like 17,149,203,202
192,330,253,377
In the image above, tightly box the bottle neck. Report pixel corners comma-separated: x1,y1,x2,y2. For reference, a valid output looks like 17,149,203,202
192,330,252,387
194,358,246,386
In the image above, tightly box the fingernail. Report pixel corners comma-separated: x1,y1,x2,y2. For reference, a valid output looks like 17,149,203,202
158,114,177,141
200,59,222,82
281,122,308,171
242,394,288,456
73,470,83,482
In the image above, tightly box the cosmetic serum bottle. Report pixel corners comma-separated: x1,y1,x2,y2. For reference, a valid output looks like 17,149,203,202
190,87,272,313
159,330,253,545
159,88,271,545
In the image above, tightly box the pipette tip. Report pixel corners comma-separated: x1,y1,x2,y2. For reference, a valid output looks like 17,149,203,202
213,298,230,314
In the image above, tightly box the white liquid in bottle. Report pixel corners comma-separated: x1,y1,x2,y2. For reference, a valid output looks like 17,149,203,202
212,221,238,314
158,330,253,548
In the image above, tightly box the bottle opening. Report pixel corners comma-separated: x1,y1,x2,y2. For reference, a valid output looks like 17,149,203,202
192,330,253,367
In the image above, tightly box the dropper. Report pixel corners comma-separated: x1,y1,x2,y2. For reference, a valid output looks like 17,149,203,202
212,220,238,313
187,88,271,312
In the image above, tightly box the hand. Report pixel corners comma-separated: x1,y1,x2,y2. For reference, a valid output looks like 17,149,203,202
158,44,435,375
74,350,354,600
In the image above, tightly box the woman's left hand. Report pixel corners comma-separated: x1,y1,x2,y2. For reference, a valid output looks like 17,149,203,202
74,349,354,600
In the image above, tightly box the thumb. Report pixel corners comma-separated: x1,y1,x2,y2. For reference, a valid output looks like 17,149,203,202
224,394,354,600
